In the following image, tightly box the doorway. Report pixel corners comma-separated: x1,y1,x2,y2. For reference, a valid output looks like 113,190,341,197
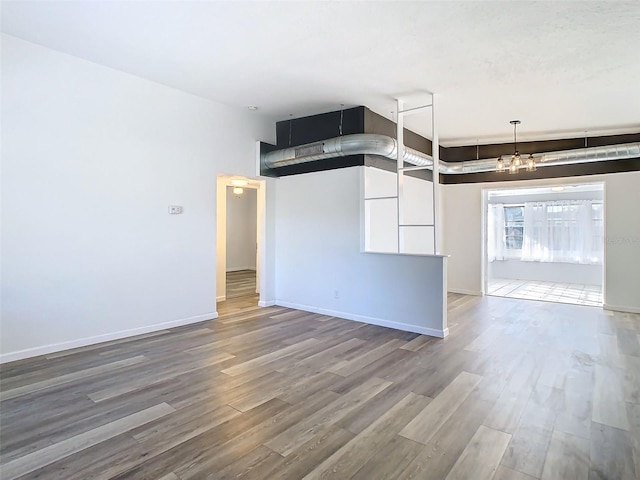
483,183,604,306
216,175,265,315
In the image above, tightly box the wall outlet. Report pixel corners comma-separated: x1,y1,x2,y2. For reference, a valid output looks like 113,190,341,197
334,290,340,299
168,205,183,214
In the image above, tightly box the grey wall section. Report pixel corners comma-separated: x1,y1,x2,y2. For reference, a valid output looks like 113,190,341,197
274,166,448,337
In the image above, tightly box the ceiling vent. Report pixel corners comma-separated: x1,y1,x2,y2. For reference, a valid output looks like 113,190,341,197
294,143,324,158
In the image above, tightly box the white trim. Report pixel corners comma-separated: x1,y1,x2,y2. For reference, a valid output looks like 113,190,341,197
256,176,268,309
448,288,483,296
226,267,257,272
258,300,276,307
216,295,226,302
275,301,448,338
0,312,218,364
604,303,640,314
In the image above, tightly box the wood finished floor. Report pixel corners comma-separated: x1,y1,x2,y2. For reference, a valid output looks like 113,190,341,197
1,293,639,479
224,270,258,301
217,270,258,318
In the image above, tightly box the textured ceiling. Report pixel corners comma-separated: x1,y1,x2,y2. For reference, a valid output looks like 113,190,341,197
2,1,640,145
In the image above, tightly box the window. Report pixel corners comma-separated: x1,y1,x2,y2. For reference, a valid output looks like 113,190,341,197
521,200,603,264
591,203,604,255
488,200,604,264
504,206,524,252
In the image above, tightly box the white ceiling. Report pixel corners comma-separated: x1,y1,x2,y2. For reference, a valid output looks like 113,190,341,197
3,1,640,145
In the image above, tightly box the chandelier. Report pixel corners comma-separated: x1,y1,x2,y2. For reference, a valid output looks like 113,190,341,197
496,120,536,173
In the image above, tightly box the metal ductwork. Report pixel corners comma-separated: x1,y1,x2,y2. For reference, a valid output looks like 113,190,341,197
261,133,640,174
263,134,432,169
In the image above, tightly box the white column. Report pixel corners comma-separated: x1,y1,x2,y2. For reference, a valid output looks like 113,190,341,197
396,98,404,253
431,93,441,254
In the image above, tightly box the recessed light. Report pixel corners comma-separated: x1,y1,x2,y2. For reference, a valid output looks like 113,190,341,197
247,106,258,111
551,186,565,192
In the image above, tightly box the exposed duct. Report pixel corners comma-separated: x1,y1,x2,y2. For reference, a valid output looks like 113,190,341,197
264,134,432,169
261,133,640,175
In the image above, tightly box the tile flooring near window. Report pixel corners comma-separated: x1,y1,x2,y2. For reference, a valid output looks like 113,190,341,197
488,278,603,306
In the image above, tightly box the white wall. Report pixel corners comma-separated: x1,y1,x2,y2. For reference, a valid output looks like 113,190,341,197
0,35,273,361
275,166,448,337
604,172,640,312
442,171,640,312
226,187,257,271
489,260,602,286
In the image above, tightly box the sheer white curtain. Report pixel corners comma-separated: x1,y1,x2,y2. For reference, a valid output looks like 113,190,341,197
521,200,602,264
487,203,505,262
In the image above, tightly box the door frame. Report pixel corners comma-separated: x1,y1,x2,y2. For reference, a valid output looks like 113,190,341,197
482,181,605,299
216,174,266,305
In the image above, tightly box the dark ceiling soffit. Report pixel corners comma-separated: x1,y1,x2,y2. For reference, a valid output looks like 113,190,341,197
364,155,434,182
444,132,640,163
272,107,432,154
441,158,640,184
261,106,640,178
274,107,365,149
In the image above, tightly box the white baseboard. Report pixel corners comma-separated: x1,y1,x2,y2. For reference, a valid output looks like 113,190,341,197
258,300,276,307
448,288,483,296
226,267,257,272
216,295,226,302
604,303,640,314
0,312,218,364
275,301,448,338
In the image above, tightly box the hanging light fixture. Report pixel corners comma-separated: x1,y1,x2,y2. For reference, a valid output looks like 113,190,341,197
525,154,536,172
496,120,536,174
509,120,522,174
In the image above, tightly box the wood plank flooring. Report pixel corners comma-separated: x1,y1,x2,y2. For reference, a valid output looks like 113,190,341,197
225,270,258,300
1,293,639,479
217,270,258,317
